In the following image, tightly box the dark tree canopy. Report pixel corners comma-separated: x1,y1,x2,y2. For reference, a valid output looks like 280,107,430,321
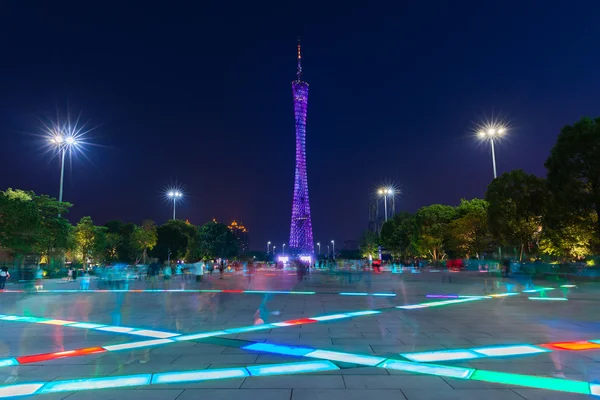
196,221,240,260
545,117,600,251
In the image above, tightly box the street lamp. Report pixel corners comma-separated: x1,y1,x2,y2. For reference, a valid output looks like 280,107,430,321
331,240,335,257
477,124,506,179
282,243,286,255
50,134,78,207
267,241,271,253
317,242,321,255
167,190,183,220
377,187,395,222
327,244,330,257
272,246,276,256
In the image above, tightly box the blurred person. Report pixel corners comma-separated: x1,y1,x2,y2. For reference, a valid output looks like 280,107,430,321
163,262,172,288
35,266,43,291
81,272,91,290
67,267,72,282
219,260,225,279
194,260,204,283
0,267,10,291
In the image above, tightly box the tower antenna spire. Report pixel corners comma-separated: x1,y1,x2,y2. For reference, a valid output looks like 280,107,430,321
297,37,302,81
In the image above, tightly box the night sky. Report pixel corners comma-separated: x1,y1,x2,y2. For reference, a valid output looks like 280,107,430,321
1,2,599,250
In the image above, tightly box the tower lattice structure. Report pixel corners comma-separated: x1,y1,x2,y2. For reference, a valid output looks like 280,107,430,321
289,41,314,255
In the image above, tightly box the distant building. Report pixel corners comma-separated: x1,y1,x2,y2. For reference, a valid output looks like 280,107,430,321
228,220,249,253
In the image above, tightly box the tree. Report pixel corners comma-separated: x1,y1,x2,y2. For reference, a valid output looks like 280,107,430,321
73,216,106,266
151,220,197,262
545,117,600,252
0,189,72,263
131,220,158,264
446,199,493,258
485,170,547,260
103,220,136,263
196,221,240,260
359,230,379,259
380,212,416,259
414,204,456,261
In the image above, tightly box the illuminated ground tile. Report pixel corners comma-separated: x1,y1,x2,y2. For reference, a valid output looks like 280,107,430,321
225,324,276,334
69,323,106,329
175,331,229,341
561,284,577,288
0,358,18,368
289,291,316,294
1,316,47,323
589,340,600,344
426,295,459,298
0,383,44,398
339,292,368,296
379,359,474,379
311,314,352,321
38,319,76,326
343,311,381,317
472,345,549,357
247,360,339,376
244,290,291,294
470,370,590,394
276,318,316,326
16,347,106,364
39,374,152,393
152,368,248,384
127,329,180,338
371,293,396,297
522,288,555,293
528,297,568,301
401,349,481,362
545,341,600,350
96,326,135,333
590,383,600,396
489,292,520,297
243,343,314,356
102,339,174,351
397,304,427,310
306,350,385,366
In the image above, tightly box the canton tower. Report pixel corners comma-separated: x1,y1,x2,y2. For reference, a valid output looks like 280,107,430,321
289,41,314,255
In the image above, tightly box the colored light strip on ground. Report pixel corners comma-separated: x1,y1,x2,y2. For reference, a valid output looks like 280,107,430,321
522,288,555,293
471,345,549,357
102,339,174,351
0,359,18,367
591,383,600,396
489,292,520,297
16,347,106,364
0,361,343,397
544,341,600,350
126,329,180,338
244,341,596,396
528,297,568,301
470,370,590,394
225,324,277,334
40,374,152,393
311,313,353,321
402,349,481,362
247,360,338,376
380,358,475,379
243,343,314,356
30,288,411,296
396,297,483,310
426,294,459,298
152,368,248,384
175,330,229,341
306,350,386,366
339,292,368,296
561,284,577,288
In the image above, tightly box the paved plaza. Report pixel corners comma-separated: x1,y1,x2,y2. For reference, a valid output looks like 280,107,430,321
0,270,599,399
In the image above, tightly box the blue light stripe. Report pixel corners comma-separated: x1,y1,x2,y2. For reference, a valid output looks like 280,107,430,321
306,350,385,366
247,361,338,376
39,374,151,393
0,358,18,368
152,368,248,384
243,343,314,356
380,358,475,379
339,292,368,296
225,324,276,334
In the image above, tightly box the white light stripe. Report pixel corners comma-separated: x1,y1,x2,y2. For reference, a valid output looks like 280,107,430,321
102,339,174,351
306,350,385,366
175,331,229,341
402,350,480,362
127,329,180,338
96,326,135,333
472,345,548,357
0,383,43,397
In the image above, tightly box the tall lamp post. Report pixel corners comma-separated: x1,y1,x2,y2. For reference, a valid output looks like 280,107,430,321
282,243,286,255
477,125,506,179
267,241,271,254
377,187,395,222
331,240,335,258
167,191,182,220
317,242,321,255
50,135,77,208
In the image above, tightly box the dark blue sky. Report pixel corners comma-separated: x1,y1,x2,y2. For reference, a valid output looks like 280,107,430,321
1,2,599,250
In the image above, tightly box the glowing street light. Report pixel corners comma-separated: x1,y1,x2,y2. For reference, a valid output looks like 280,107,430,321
377,187,395,222
317,242,321,255
272,246,276,255
282,243,286,255
331,240,335,257
477,124,507,179
267,241,271,254
167,190,183,220
49,133,78,208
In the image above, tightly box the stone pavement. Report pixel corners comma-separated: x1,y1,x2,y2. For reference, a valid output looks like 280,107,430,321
0,270,598,399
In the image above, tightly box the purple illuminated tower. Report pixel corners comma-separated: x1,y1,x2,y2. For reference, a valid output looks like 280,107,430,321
289,41,314,255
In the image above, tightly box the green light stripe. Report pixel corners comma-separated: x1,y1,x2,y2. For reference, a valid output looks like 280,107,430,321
470,370,590,394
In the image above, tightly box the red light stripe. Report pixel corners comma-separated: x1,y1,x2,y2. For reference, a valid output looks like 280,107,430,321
284,318,317,325
16,346,106,364
542,341,600,351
